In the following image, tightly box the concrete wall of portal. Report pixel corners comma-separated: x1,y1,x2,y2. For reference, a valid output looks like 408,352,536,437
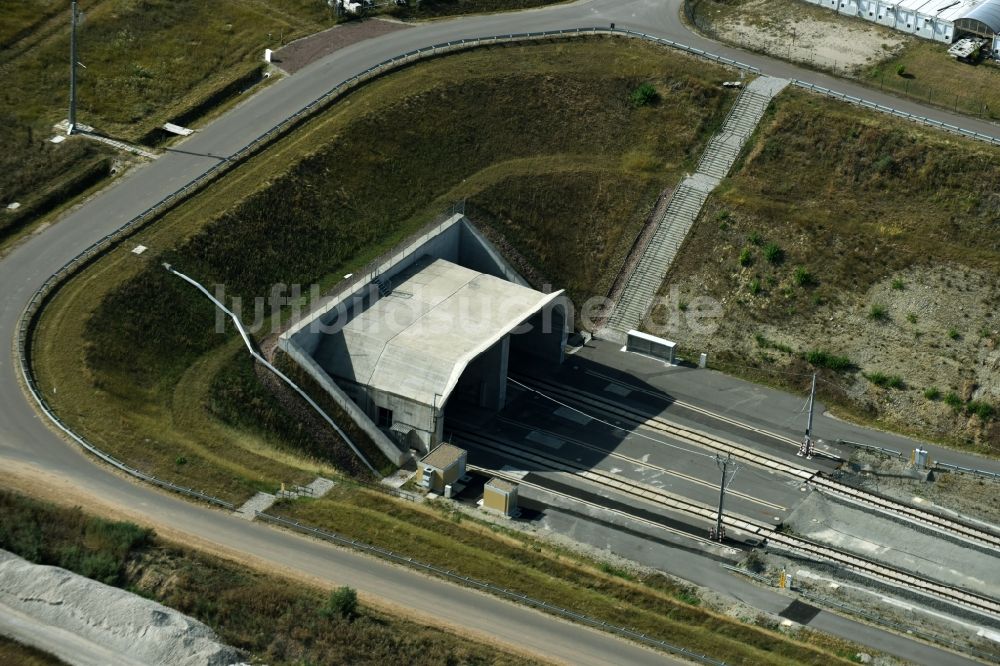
281,340,409,466
279,214,537,456
800,0,955,42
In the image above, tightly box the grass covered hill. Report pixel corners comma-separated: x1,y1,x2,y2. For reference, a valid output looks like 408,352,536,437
35,38,737,502
652,88,1000,452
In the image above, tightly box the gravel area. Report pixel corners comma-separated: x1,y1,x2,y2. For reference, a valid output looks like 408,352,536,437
273,18,410,74
0,549,240,666
706,0,905,74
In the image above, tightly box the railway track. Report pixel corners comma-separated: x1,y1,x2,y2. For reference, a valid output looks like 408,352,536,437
450,426,1000,620
512,375,1000,552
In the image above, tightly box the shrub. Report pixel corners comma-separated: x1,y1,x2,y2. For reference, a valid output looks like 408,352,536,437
944,391,964,412
891,278,905,290
748,231,763,246
630,82,660,107
749,278,761,295
793,266,814,287
763,243,784,264
923,387,941,401
805,350,852,371
739,247,753,267
895,64,906,76
966,401,995,420
322,586,358,620
865,372,904,389
678,300,689,312
868,304,888,321
947,328,961,340
906,313,917,324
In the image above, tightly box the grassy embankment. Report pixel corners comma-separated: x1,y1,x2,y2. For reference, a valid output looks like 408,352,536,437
0,0,335,249
652,87,1000,452
269,484,870,665
0,488,535,665
34,39,735,502
686,0,1000,120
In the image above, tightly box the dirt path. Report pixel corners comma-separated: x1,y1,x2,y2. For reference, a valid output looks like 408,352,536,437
274,18,411,74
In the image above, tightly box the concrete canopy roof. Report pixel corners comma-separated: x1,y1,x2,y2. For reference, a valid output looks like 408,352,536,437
320,258,564,407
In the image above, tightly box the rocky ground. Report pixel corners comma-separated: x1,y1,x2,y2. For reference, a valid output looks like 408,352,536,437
659,263,1000,452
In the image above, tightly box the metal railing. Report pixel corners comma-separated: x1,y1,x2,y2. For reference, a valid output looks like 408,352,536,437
935,461,1000,480
791,80,1000,145
839,439,904,458
256,511,727,665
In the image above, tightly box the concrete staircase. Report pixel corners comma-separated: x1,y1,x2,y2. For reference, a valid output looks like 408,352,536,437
602,77,788,341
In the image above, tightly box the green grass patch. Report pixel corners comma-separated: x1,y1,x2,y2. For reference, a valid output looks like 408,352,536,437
34,39,736,502
924,386,941,401
864,372,904,390
0,488,533,666
272,487,857,665
805,349,853,372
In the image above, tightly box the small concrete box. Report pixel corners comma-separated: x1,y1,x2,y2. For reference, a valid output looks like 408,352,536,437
626,330,676,364
483,478,518,517
418,444,467,494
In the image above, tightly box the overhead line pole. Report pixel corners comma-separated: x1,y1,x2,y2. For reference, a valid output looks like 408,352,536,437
798,372,816,459
69,1,78,134
713,453,737,542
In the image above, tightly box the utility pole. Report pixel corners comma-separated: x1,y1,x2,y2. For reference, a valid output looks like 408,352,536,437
712,453,738,542
798,373,816,459
68,1,79,134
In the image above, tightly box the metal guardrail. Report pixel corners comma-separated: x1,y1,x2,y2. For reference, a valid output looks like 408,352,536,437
720,563,774,585
936,461,1000,480
839,439,904,458
257,511,728,665
841,439,1000,480
792,80,1000,145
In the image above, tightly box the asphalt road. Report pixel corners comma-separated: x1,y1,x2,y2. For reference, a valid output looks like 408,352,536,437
1,1,997,664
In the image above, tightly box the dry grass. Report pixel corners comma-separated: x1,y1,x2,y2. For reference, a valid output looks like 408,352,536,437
651,87,1000,452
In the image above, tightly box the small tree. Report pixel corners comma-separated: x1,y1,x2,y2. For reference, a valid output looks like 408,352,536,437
322,586,358,620
630,83,660,108
895,64,906,77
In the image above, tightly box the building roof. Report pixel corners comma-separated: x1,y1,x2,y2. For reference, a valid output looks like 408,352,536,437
486,477,518,493
957,0,1000,33
421,443,466,470
315,257,565,407
893,0,1000,27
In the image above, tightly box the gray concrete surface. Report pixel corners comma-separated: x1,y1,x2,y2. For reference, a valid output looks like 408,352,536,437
0,1,997,664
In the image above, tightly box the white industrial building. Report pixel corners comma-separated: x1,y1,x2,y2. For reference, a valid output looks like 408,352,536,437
804,0,1000,45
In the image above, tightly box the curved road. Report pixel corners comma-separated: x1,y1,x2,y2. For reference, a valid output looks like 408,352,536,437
1,1,996,664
